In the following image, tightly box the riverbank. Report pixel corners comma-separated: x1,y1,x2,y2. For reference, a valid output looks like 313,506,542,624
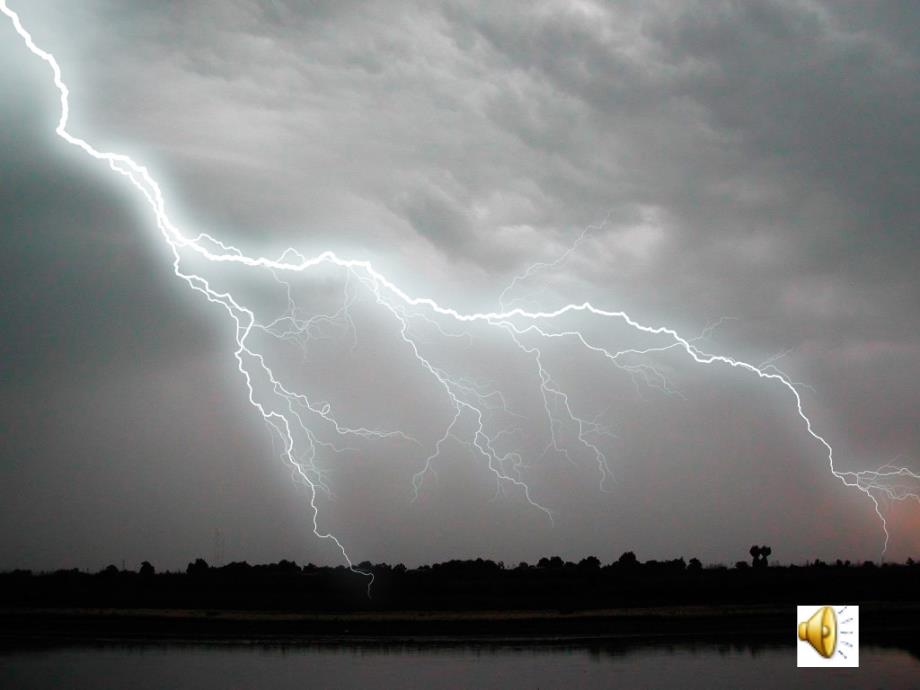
3,602,919,645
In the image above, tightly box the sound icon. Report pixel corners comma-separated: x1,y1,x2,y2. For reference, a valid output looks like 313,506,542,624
798,605,836,658
796,605,859,668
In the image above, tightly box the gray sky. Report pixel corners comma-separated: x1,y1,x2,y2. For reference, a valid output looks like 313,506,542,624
1,0,919,572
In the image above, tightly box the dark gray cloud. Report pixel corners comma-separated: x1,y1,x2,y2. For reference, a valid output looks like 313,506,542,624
1,0,918,571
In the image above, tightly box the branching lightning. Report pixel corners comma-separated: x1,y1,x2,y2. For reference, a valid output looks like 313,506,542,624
4,0,919,579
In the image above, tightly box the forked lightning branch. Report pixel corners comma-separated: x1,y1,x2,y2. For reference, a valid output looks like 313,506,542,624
3,0,917,575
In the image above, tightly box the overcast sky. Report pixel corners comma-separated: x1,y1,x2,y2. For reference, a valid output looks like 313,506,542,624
1,0,919,572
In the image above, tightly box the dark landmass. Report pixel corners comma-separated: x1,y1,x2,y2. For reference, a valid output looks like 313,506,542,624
2,550,919,645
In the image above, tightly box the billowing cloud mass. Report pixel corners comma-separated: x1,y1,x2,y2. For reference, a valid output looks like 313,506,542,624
1,0,918,571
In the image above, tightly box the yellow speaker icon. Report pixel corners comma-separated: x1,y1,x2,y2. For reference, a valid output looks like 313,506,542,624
798,606,837,658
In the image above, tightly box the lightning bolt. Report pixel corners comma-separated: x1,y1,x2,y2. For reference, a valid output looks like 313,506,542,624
4,0,918,578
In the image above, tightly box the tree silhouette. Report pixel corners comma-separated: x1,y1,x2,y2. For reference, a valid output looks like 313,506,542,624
750,545,771,569
538,556,564,569
186,558,210,576
617,551,639,568
4,552,920,621
578,556,601,571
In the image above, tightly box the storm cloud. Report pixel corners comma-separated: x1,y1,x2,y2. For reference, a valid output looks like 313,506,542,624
1,0,918,571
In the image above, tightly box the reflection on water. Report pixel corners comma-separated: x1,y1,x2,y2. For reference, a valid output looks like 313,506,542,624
2,638,919,689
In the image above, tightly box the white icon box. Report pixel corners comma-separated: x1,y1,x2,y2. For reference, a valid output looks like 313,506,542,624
796,605,859,668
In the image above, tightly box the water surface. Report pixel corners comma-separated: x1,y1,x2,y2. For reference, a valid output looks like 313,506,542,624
2,640,918,689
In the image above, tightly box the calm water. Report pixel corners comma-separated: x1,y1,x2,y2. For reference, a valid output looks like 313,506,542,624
2,640,918,689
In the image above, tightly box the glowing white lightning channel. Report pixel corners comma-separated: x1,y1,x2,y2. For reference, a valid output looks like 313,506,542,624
4,1,919,575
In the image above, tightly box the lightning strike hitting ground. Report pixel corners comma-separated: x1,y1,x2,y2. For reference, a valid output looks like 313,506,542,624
4,1,918,577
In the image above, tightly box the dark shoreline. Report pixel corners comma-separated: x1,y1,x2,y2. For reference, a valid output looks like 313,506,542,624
3,603,919,647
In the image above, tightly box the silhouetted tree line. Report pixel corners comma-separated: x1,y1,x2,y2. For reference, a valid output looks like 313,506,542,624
2,548,918,613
